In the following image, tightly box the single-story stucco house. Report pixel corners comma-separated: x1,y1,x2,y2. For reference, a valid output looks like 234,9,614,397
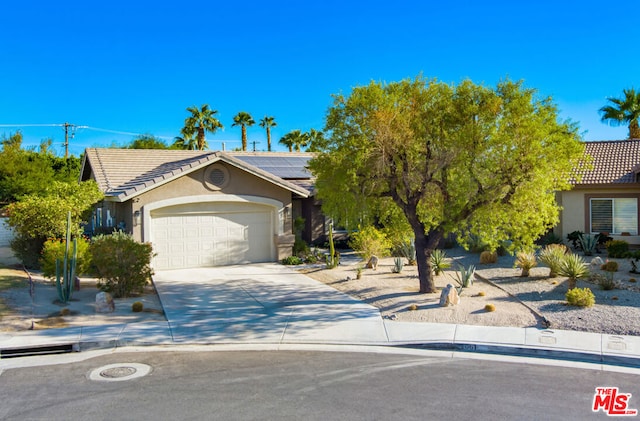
79,149,325,270
557,139,640,245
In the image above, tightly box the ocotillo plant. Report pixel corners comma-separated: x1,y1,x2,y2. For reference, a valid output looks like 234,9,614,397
55,211,78,303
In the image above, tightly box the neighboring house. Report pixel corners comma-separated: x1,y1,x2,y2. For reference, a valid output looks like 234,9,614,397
80,149,324,270
557,140,640,245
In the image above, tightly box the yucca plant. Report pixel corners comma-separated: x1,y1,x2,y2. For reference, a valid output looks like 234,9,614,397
430,249,451,275
538,244,567,277
557,253,590,289
515,251,537,277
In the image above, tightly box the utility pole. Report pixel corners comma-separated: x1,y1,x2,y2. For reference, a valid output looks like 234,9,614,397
62,122,76,158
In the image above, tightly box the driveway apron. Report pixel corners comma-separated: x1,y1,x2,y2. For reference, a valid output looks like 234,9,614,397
152,264,389,344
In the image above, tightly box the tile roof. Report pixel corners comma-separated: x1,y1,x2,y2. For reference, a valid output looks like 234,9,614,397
573,140,640,185
81,149,313,201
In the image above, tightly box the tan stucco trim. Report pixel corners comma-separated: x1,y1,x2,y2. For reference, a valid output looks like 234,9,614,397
141,194,285,243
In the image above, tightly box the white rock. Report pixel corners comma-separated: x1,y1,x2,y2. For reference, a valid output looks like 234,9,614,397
95,291,115,313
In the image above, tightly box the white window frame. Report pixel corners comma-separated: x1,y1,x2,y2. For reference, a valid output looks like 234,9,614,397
589,197,638,235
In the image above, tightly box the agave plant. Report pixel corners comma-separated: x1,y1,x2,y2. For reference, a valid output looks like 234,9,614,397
557,253,590,289
399,240,416,265
450,263,475,294
538,243,568,277
579,234,598,256
430,249,451,275
515,251,537,277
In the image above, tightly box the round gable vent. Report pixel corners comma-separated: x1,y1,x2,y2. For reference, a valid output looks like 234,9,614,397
204,164,230,190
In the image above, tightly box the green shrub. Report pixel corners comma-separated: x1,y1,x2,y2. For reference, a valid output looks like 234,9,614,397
281,255,303,265
606,240,629,258
566,287,595,307
90,231,154,298
538,244,568,277
132,301,144,312
41,236,92,279
348,226,392,259
9,235,44,269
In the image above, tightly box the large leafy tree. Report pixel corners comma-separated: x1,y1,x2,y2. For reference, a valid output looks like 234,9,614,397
599,88,640,139
309,76,585,293
232,111,256,151
177,104,223,150
127,134,170,149
259,116,277,151
0,132,81,204
7,180,103,268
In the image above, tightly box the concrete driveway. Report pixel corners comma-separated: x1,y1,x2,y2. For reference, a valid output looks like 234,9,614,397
152,264,389,344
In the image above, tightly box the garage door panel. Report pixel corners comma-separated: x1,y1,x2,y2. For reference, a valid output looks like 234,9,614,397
151,206,273,270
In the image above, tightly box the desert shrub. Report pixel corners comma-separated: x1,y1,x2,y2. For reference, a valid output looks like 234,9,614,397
484,303,496,312
90,231,154,298
600,261,619,272
600,274,617,291
41,236,92,279
348,226,392,259
539,231,563,245
392,257,404,273
539,244,567,277
606,240,629,258
281,255,303,265
132,301,144,312
430,249,451,275
515,251,537,277
566,287,595,307
9,235,45,269
479,251,497,264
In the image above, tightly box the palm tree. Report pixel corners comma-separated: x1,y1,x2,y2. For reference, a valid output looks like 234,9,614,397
305,128,326,152
232,112,255,151
259,116,277,152
179,104,223,150
599,88,640,139
279,130,308,152
172,135,197,150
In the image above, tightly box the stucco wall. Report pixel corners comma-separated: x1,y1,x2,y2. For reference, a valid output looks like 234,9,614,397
127,162,295,259
558,187,640,245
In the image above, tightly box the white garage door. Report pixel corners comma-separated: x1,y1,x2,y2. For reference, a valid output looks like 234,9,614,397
151,203,273,270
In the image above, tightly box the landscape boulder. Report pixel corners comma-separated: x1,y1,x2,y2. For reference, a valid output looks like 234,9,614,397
439,284,460,307
366,255,379,270
95,291,115,313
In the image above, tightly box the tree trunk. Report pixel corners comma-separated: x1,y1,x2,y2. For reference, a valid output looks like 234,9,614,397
267,127,272,151
197,127,205,150
413,227,443,293
629,119,640,140
242,126,247,151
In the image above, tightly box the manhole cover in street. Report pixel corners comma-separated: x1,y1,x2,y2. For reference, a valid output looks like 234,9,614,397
100,367,137,378
89,363,151,382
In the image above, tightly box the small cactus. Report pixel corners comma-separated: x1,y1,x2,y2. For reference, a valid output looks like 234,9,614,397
356,267,362,279
132,301,144,312
477,291,486,297
408,304,418,311
484,303,496,312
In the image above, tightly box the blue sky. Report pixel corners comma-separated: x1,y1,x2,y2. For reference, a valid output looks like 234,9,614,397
1,1,637,156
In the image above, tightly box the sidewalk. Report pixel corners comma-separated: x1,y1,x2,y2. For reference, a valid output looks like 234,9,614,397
1,264,640,368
